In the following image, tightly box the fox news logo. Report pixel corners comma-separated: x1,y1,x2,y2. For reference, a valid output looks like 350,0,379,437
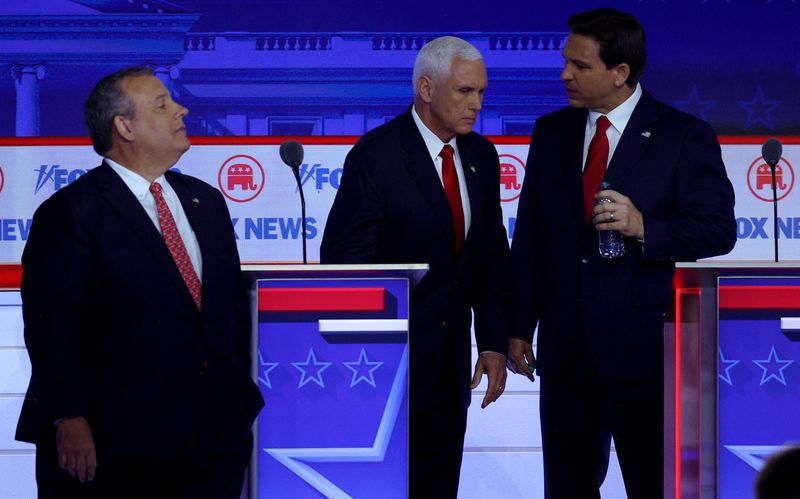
298,164,343,191
218,154,265,203
34,165,88,194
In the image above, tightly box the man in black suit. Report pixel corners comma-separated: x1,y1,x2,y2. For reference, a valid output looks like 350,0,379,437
508,9,736,498
16,66,264,499
320,36,511,497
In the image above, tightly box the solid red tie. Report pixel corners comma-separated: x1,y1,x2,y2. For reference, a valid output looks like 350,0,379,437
439,145,465,254
582,115,612,223
150,182,202,310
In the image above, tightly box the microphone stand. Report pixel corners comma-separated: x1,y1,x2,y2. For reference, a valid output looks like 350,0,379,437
770,163,779,262
290,164,308,264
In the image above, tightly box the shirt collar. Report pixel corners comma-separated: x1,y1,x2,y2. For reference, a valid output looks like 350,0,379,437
411,105,457,162
588,83,642,135
104,158,167,201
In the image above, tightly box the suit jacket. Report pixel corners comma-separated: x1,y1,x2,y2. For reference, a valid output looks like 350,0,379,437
511,91,736,381
16,162,264,459
320,108,511,412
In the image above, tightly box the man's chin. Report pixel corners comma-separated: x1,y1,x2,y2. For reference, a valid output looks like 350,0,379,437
566,97,587,109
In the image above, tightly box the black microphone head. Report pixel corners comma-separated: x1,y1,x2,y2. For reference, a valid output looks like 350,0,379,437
762,138,783,167
279,140,304,169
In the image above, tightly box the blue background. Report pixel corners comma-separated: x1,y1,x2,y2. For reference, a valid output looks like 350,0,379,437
1,0,798,137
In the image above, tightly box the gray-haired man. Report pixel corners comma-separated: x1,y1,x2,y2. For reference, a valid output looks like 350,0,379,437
321,36,511,496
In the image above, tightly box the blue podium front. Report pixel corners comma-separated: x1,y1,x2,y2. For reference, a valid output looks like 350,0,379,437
245,264,427,498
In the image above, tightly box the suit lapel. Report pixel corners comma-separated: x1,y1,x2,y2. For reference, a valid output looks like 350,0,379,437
564,109,589,228
456,136,482,248
95,163,197,309
399,111,455,249
605,91,659,193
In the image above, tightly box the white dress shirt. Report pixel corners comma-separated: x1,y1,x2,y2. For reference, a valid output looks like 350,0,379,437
105,159,203,280
411,106,472,235
582,83,643,171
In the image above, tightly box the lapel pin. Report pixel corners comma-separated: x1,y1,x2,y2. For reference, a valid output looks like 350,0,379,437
641,131,652,138
469,164,477,173
192,197,200,204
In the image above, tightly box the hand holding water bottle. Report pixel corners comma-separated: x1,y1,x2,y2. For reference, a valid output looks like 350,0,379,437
592,181,645,258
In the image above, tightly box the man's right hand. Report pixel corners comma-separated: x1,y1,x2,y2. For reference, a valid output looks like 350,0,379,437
507,336,537,382
56,416,97,483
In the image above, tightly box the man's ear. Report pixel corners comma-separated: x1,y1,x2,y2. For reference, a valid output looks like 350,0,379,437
417,76,434,104
113,115,134,142
613,63,631,88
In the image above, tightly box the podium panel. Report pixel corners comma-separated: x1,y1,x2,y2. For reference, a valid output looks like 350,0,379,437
669,263,800,499
247,265,426,498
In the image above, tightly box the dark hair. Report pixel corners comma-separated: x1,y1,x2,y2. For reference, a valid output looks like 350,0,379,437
568,8,646,87
756,446,800,499
84,66,154,155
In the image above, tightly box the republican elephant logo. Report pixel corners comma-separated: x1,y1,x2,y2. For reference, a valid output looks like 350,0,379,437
218,154,265,203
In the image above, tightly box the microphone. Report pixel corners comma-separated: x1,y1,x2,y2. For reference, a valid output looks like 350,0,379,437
761,138,783,263
279,140,304,169
761,138,783,167
279,140,308,264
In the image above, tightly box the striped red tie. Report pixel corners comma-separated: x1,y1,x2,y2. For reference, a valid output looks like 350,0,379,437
150,182,202,310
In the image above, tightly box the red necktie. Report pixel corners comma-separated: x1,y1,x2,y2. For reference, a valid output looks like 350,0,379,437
150,182,202,310
582,115,612,223
439,145,465,255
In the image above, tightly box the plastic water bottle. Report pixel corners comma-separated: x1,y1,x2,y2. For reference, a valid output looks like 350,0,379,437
597,181,625,259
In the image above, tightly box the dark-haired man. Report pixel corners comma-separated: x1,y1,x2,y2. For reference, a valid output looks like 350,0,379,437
508,9,736,498
16,66,263,498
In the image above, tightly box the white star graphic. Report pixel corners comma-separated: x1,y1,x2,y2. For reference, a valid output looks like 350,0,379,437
343,348,383,388
719,348,740,386
257,350,279,389
753,346,794,386
739,86,781,130
292,348,332,388
726,445,789,471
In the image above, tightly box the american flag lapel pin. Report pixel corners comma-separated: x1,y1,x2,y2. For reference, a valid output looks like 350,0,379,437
641,131,652,138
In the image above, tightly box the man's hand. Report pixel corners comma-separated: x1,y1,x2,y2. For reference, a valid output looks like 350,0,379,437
507,336,536,382
592,188,644,240
56,416,97,483
470,351,507,409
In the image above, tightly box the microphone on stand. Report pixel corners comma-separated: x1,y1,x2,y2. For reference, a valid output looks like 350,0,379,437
279,140,307,264
761,138,783,263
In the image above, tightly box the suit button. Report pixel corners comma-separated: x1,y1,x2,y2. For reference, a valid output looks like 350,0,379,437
441,321,448,329
581,257,590,264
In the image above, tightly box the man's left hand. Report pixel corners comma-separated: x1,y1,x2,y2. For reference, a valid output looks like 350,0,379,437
592,188,645,240
470,351,507,409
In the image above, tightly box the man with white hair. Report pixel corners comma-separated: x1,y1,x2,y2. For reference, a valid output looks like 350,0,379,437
322,36,511,496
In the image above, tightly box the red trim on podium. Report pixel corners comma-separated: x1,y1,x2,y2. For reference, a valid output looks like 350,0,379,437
719,285,800,309
0,264,22,289
258,287,386,312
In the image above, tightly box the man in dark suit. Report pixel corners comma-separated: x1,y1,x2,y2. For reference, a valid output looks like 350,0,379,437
508,9,736,498
16,66,264,499
320,36,511,497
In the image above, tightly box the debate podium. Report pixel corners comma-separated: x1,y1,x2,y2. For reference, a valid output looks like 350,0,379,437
666,262,800,498
243,264,427,499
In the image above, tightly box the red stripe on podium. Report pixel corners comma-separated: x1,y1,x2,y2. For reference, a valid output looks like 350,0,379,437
258,287,386,312
719,285,800,309
0,265,22,289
